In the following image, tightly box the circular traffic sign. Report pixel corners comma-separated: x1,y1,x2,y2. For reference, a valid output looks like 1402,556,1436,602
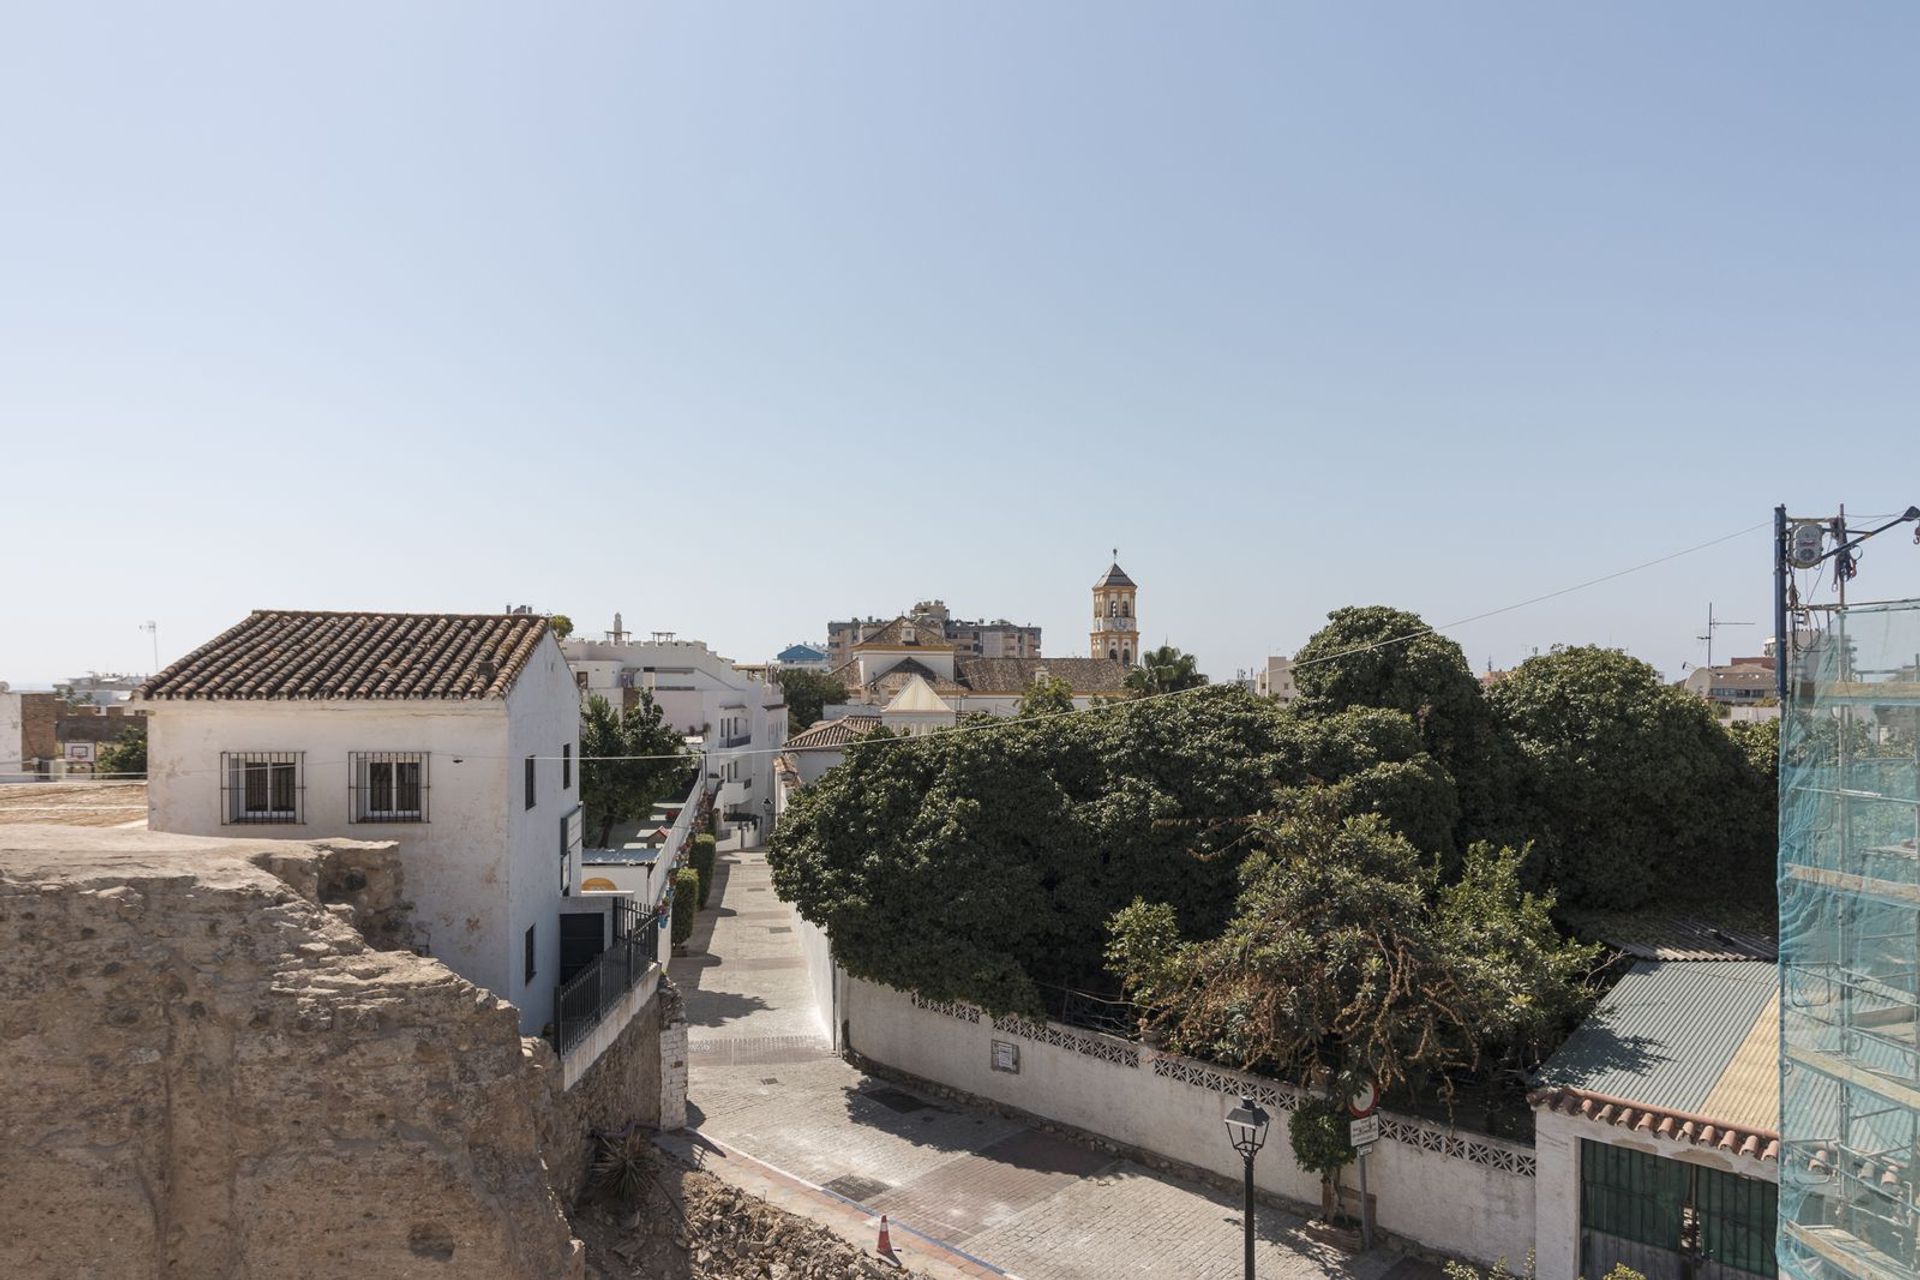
1348,1080,1379,1118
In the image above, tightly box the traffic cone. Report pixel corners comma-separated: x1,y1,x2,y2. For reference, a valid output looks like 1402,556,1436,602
875,1214,897,1262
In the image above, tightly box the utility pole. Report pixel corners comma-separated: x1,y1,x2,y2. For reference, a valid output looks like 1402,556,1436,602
1772,503,1920,701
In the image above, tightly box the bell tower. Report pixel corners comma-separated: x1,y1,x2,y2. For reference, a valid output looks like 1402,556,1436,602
1091,551,1139,665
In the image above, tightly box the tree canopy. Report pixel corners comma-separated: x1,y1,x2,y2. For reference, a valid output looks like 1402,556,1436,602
1106,798,1596,1095
769,687,1287,1015
1292,606,1513,844
580,692,688,847
1017,674,1077,717
1487,645,1774,909
95,720,148,779
775,668,849,733
1124,645,1208,697
548,613,575,640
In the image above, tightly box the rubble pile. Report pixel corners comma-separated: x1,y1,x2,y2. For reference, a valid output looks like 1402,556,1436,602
577,1152,921,1280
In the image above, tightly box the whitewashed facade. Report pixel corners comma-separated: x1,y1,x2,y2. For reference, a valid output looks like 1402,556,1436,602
561,626,788,835
140,617,599,1038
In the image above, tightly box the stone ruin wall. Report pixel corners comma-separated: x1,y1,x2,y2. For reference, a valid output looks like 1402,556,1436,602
0,828,595,1279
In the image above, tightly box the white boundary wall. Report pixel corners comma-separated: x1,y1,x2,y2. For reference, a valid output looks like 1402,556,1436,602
792,903,838,1046
846,977,1536,1267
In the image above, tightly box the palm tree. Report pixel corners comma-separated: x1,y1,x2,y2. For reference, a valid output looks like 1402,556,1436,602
1124,645,1208,698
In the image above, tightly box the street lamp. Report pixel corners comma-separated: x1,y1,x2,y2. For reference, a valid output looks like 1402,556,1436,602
1224,1096,1270,1279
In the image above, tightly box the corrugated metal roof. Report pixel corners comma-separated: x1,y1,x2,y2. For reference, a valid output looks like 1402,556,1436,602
1563,910,1777,962
1701,992,1781,1133
1536,960,1776,1118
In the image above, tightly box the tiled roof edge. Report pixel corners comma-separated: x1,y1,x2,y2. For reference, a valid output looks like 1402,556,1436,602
1527,1086,1779,1162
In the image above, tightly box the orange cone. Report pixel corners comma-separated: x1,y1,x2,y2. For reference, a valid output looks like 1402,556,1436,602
875,1214,897,1261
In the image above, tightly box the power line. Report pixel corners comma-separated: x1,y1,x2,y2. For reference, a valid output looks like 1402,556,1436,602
32,518,1769,780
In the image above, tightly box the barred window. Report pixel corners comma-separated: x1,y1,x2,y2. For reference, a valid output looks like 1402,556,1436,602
350,751,428,822
221,752,303,825
562,743,572,790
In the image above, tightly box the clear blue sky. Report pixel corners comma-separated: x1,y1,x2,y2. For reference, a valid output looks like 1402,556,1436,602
3,3,1916,687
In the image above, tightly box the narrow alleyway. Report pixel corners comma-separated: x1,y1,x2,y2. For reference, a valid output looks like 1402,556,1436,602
668,844,1425,1280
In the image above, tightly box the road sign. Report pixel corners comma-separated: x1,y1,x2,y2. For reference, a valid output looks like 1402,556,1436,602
1349,1114,1379,1149
1348,1080,1379,1117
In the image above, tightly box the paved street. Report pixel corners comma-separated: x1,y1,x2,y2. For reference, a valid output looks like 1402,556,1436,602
669,843,1420,1280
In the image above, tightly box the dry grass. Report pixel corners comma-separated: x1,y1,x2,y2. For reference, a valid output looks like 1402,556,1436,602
0,781,148,827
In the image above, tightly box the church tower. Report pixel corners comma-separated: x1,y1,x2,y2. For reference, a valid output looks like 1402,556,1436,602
1091,553,1139,665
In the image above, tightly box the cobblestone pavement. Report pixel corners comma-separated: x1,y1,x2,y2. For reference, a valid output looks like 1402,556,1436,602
671,846,1416,1280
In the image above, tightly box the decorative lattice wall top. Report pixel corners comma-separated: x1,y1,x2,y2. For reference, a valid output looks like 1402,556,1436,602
901,986,1536,1177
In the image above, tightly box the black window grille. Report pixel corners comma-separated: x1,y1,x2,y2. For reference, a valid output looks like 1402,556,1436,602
349,751,429,823
525,755,536,810
562,743,572,790
221,752,303,825
525,924,537,984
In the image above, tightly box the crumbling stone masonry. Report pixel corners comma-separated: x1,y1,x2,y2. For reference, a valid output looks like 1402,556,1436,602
0,825,584,1279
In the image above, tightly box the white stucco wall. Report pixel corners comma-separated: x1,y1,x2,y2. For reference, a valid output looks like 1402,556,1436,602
793,903,837,1045
142,633,584,1037
505,637,586,1034
1529,1107,1778,1280
845,978,1537,1267
0,691,24,780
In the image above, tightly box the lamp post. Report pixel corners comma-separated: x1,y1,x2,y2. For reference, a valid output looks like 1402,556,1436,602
1224,1095,1270,1280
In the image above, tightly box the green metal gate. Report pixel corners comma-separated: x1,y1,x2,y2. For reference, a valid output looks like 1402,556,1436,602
1582,1140,1778,1280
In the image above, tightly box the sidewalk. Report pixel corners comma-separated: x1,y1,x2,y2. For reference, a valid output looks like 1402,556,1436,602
669,846,1416,1280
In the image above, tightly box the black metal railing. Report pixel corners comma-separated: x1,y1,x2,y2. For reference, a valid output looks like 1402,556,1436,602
219,751,305,825
720,733,753,749
553,901,660,1057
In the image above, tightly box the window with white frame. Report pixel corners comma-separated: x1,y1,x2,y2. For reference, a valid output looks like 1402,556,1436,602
221,752,303,824
350,751,428,822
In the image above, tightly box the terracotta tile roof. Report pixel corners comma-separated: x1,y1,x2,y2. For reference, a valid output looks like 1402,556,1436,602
953,657,1131,695
1529,1087,1779,1163
852,616,955,652
138,611,552,701
784,716,885,751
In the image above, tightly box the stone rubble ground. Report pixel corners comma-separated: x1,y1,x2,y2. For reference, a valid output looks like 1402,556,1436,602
577,1149,924,1280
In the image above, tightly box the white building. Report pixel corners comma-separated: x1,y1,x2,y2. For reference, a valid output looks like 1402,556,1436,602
560,620,788,837
138,610,622,1041
55,672,145,706
1254,656,1298,704
1680,660,1781,722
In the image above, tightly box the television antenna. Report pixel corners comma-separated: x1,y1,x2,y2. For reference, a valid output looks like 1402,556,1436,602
139,621,158,674
1697,603,1753,671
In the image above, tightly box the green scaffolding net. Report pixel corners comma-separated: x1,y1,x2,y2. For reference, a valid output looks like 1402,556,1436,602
1781,599,1920,1280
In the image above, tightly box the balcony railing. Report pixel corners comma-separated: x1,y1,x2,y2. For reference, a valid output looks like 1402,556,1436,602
720,733,753,749
553,900,660,1058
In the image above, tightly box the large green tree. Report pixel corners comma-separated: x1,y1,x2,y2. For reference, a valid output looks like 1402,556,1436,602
1291,606,1514,845
95,721,148,779
1106,798,1595,1095
769,686,1288,1014
580,692,688,847
1124,645,1208,698
1017,674,1076,717
1269,704,1461,864
1487,646,1773,910
775,668,849,733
